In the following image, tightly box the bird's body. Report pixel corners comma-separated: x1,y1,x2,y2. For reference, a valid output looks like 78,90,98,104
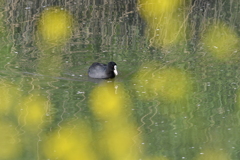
88,62,118,79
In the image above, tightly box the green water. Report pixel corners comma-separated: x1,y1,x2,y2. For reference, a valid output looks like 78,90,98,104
0,0,240,160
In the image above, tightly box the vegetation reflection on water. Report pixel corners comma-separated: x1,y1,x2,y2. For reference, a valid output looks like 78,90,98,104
0,0,240,160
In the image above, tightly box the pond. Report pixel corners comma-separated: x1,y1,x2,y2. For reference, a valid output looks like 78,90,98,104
0,0,240,160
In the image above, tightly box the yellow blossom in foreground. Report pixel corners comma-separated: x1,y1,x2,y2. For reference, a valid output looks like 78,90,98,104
0,80,20,114
37,7,73,45
138,0,182,19
99,121,141,160
202,23,238,61
43,123,97,160
133,62,192,101
0,122,21,159
15,93,51,132
89,82,129,120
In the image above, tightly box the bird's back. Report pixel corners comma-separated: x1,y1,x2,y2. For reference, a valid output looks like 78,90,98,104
88,63,107,78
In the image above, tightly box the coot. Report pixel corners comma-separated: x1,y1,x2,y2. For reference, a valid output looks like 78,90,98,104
88,62,118,79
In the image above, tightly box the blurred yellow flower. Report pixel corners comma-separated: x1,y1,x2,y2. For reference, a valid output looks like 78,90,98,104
43,123,97,160
146,14,186,48
0,122,21,159
37,7,73,45
0,80,20,114
133,62,192,101
90,82,141,159
138,0,185,48
16,93,50,132
138,0,182,19
202,23,239,61
99,121,141,160
89,82,129,120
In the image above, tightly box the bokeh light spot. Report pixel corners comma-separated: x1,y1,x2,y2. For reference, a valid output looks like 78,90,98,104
138,0,182,18
89,82,128,120
146,14,186,48
43,123,97,160
37,7,73,45
138,0,185,48
202,23,239,61
0,80,20,115
100,122,140,160
133,62,192,101
0,122,21,159
16,93,50,131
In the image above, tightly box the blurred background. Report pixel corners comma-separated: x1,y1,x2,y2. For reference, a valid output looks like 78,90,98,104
1,0,240,159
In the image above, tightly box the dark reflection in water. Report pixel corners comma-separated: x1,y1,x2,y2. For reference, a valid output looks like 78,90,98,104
1,0,240,160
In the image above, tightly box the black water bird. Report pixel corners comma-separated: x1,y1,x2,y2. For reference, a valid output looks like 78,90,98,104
88,62,118,79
